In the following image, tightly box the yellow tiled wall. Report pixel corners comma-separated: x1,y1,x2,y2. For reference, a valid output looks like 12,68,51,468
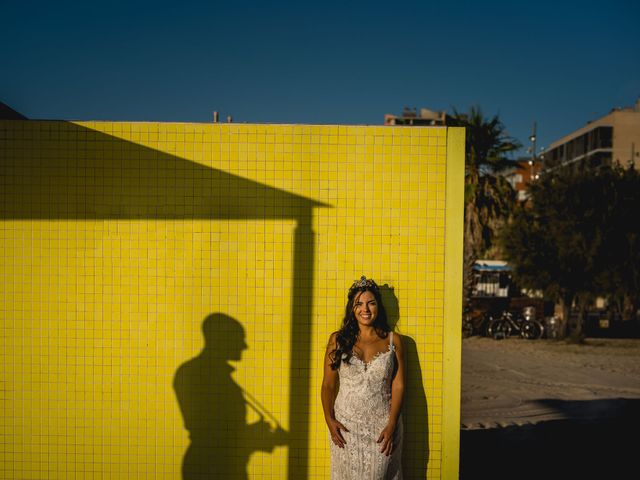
0,120,464,479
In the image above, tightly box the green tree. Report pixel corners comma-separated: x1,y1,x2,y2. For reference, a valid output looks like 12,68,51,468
449,107,520,303
501,164,640,338
595,166,640,324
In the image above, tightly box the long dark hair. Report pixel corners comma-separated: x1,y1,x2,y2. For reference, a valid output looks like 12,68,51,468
329,278,390,370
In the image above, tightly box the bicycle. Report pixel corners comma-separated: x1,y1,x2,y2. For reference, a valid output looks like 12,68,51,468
486,309,544,340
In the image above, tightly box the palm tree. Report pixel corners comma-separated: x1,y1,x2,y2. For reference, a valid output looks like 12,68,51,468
449,107,521,304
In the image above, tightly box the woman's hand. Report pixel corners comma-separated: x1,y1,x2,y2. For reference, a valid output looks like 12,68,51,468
327,418,349,448
377,422,396,456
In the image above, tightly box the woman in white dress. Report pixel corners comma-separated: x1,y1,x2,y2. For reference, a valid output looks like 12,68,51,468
321,276,405,479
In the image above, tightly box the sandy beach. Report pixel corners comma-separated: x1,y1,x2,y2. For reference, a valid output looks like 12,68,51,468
460,336,640,479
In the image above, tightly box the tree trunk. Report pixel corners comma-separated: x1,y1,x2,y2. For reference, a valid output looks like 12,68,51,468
570,303,587,342
560,294,574,339
463,244,476,309
622,294,638,322
463,201,481,308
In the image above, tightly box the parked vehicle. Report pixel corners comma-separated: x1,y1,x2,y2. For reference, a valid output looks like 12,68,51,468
486,309,545,340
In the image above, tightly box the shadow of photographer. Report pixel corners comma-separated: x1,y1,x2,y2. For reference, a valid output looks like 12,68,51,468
174,313,288,479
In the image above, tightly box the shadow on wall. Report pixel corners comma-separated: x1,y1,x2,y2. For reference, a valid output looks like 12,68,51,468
0,121,327,220
0,120,328,478
174,313,288,479
460,398,640,480
380,285,430,478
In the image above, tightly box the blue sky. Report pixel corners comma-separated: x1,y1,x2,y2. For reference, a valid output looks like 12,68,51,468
2,0,639,152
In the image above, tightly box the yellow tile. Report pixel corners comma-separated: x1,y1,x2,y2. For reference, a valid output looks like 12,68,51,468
0,119,463,479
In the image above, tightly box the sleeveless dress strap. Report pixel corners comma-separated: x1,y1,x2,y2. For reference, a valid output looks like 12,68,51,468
389,331,394,351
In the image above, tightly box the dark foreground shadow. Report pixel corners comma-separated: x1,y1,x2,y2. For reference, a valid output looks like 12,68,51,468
380,285,429,477
174,313,288,479
460,398,640,480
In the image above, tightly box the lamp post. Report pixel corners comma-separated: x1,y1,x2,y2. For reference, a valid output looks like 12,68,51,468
528,122,537,181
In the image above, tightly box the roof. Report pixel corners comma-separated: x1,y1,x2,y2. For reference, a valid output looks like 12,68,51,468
0,102,27,120
473,260,511,272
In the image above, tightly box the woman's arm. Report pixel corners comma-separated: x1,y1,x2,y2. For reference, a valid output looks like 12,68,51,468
378,332,405,456
321,332,349,448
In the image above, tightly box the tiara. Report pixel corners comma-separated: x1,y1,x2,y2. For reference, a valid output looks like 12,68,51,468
349,275,379,292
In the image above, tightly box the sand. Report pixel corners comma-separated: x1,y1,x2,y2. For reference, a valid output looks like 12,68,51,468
459,336,640,479
461,336,640,428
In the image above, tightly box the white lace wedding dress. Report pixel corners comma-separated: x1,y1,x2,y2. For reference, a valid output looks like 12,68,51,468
330,332,403,479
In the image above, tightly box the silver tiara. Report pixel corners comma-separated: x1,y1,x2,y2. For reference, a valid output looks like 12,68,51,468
349,275,378,292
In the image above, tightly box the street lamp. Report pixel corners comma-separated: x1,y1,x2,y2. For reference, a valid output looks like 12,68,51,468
528,122,537,180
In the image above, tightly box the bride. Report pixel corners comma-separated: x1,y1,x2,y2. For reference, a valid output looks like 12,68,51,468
321,276,405,479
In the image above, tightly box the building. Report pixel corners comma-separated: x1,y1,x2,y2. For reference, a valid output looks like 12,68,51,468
472,260,512,297
384,106,447,126
502,158,544,202
544,98,640,171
